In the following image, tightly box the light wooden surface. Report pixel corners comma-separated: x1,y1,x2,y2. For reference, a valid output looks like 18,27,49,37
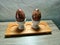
5,21,51,38
0,20,60,45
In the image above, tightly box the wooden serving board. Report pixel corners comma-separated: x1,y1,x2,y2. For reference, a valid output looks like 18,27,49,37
5,21,51,38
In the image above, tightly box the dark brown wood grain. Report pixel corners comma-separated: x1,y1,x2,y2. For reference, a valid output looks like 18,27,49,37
32,9,41,21
16,9,25,22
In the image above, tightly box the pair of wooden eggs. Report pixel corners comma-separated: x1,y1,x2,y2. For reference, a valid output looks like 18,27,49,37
16,8,41,22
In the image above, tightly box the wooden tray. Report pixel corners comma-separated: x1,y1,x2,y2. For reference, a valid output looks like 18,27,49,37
5,21,51,38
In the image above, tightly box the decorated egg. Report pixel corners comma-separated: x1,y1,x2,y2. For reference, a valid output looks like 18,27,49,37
16,9,25,22
32,9,41,21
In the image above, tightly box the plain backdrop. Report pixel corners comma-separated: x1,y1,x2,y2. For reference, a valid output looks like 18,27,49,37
0,0,60,29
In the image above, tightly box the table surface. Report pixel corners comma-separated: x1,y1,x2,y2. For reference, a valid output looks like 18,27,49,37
0,20,60,45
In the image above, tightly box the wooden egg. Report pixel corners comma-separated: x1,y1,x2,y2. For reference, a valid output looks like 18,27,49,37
32,9,41,21
16,9,25,22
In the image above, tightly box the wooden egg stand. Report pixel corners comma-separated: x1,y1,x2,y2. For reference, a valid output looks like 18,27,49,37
5,21,51,38
5,9,51,38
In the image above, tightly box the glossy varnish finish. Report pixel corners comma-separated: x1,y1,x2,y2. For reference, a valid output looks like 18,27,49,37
16,9,25,22
32,9,41,21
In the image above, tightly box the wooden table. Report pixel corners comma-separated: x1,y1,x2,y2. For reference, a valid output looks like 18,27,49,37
0,20,60,45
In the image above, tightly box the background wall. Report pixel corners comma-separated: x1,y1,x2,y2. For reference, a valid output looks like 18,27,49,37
0,0,60,29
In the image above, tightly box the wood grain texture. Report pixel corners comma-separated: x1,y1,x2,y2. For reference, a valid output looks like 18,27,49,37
5,21,51,38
